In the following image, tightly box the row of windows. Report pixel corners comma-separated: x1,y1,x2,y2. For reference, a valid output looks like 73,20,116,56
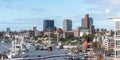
116,51,120,58
115,21,120,29
116,41,120,45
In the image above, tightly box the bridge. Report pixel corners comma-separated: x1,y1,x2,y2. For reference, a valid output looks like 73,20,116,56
5,54,85,60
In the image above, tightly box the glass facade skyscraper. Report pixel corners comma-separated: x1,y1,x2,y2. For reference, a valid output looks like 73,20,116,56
63,19,72,31
43,20,55,32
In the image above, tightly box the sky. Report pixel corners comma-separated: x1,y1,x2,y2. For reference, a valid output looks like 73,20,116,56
0,0,119,31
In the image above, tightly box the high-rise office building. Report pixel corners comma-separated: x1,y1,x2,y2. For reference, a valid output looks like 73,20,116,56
33,26,39,36
63,19,72,31
33,26,37,31
43,20,55,32
81,14,93,29
90,25,95,34
6,28,11,33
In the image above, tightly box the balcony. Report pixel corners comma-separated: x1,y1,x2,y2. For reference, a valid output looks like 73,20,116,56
114,48,120,51
116,45,120,48
114,37,120,40
116,55,120,58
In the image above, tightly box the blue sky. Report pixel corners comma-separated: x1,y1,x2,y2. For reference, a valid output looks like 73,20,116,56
0,0,119,31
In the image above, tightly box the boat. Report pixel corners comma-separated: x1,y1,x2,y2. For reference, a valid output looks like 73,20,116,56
6,35,30,59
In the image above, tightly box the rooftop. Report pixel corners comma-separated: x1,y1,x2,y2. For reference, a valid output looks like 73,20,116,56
109,17,120,21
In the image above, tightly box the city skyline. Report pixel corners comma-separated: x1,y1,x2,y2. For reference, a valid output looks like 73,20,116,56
0,0,119,31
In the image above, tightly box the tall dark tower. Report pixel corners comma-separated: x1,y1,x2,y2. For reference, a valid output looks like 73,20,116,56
43,20,55,32
6,28,11,33
81,14,93,29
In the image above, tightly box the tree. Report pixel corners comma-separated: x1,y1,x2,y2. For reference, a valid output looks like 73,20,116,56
93,41,102,53
93,41,98,48
37,40,42,43
51,34,57,38
82,34,95,42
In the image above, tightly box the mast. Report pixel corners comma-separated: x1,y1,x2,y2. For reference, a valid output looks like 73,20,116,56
48,27,51,46
57,33,59,43
49,27,51,41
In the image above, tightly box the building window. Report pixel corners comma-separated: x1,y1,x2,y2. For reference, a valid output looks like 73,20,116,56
116,30,120,37
116,41,120,48
116,51,120,58
16,46,20,48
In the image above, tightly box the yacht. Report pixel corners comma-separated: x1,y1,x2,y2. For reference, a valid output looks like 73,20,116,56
6,36,30,59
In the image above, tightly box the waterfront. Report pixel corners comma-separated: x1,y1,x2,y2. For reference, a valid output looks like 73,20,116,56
0,40,84,60
0,39,95,60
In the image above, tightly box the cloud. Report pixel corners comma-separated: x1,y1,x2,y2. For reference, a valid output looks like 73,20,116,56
104,9,111,13
29,8,44,11
0,18,44,31
86,0,120,17
0,18,44,26
0,0,44,12
87,0,120,5
105,0,120,5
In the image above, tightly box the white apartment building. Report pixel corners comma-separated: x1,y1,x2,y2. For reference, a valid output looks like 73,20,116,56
102,35,114,51
111,17,120,60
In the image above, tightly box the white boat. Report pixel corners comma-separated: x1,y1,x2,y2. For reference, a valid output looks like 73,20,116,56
6,35,30,59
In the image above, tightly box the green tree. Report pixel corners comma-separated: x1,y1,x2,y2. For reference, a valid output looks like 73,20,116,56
37,40,42,43
82,34,95,42
93,41,98,48
51,34,57,38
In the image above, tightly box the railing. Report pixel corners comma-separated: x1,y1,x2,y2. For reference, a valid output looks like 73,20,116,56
116,55,120,58
116,45,120,48
5,54,85,60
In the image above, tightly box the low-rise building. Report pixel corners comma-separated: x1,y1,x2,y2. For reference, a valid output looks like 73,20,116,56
80,29,90,37
63,31,74,38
